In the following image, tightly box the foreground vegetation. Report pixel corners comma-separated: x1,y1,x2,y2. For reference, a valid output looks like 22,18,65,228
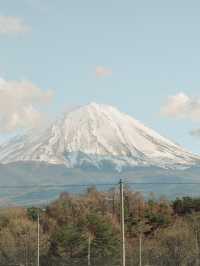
0,187,200,265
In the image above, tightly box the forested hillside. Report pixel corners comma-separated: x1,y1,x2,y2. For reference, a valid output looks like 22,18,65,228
0,187,200,265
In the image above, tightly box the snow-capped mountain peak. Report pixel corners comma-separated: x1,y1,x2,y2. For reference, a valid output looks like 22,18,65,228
0,102,199,171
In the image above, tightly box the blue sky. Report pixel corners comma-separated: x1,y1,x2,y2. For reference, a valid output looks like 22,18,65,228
1,0,200,153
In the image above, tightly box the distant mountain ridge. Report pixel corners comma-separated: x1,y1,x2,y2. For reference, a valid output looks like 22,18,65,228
0,102,199,171
0,161,200,206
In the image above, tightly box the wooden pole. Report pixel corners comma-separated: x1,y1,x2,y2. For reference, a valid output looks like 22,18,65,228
120,179,126,266
88,234,91,266
37,211,40,266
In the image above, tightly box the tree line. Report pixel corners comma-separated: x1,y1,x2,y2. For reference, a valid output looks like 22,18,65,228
0,187,200,265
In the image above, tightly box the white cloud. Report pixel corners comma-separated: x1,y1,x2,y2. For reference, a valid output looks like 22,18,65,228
161,92,200,121
190,128,200,137
0,78,54,133
0,16,30,34
95,66,112,77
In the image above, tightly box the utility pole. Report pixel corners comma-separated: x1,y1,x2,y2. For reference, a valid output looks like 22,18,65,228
88,234,91,266
120,179,126,266
139,233,142,266
37,211,40,266
37,208,45,266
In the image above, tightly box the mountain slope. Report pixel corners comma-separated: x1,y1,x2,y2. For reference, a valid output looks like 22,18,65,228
0,102,199,171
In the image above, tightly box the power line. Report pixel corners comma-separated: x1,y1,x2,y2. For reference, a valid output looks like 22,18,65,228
125,182,200,185
0,183,118,189
0,181,200,189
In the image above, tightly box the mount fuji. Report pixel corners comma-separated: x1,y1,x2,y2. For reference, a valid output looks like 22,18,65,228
0,102,200,205
0,102,199,170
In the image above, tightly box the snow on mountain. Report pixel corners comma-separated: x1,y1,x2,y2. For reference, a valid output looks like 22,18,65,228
0,102,199,171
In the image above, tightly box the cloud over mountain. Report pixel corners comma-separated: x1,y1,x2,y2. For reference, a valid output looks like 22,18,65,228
95,66,112,77
190,128,200,137
0,78,54,133
0,16,30,34
161,92,200,121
